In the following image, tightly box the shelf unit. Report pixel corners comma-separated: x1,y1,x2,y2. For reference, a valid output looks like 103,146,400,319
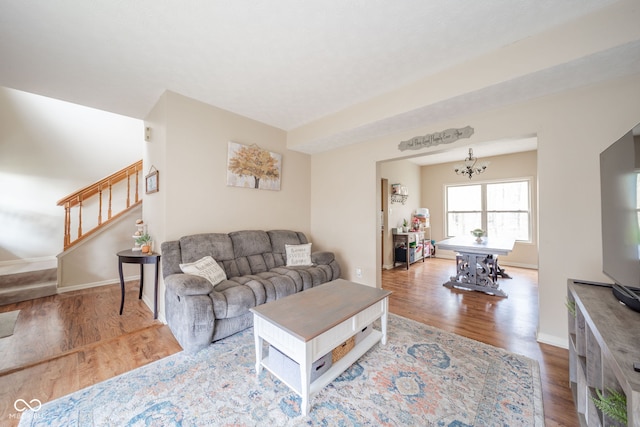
568,279,640,426
392,229,430,269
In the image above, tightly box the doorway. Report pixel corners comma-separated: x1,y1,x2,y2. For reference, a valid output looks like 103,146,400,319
380,178,388,268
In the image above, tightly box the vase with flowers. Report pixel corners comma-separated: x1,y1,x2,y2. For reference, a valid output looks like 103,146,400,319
471,228,485,243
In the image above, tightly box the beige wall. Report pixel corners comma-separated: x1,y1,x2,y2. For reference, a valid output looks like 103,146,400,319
421,150,538,268
57,205,142,290
0,87,142,262
143,91,312,321
310,72,640,348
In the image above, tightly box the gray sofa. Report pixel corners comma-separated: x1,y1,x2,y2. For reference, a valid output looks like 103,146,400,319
161,230,341,352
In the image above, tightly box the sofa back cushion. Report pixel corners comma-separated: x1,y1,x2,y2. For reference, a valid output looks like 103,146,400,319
267,230,309,266
229,230,273,276
162,233,234,279
162,230,313,280
179,233,234,263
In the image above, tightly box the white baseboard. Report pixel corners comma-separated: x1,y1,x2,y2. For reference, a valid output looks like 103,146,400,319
537,332,568,349
56,276,139,293
141,293,166,324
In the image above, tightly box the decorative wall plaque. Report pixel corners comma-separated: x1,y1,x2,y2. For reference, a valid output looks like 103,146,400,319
398,126,474,151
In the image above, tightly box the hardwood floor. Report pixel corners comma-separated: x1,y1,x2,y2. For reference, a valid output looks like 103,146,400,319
0,260,577,425
383,257,578,427
0,283,182,426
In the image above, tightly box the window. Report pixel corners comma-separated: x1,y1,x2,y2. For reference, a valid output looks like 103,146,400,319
446,179,531,241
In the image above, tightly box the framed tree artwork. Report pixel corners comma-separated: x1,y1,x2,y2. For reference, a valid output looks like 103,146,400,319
226,142,282,190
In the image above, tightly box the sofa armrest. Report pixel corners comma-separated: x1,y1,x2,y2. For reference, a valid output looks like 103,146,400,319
311,251,335,265
164,273,214,297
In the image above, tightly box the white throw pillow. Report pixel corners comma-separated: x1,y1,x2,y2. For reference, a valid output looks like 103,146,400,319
285,243,313,267
179,256,227,287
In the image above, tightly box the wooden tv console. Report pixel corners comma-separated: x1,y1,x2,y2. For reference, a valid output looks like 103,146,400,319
567,279,640,426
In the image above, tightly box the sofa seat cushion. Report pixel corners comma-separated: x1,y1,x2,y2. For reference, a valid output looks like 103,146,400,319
270,265,329,291
210,271,298,319
210,280,258,319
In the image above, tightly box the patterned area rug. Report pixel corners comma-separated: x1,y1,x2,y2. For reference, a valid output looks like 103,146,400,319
19,314,544,426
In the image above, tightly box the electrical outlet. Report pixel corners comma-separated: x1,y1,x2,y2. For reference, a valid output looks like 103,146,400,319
355,267,362,278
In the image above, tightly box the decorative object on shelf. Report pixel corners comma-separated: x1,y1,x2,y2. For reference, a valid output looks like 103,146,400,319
398,126,474,152
454,148,489,179
565,298,576,317
390,184,408,204
471,228,485,243
402,219,409,233
226,141,281,190
415,208,429,218
135,233,153,254
132,219,147,251
591,388,627,425
413,208,430,230
145,166,159,194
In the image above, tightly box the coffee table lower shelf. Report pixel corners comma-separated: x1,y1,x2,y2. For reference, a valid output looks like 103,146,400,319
260,329,382,398
250,280,391,416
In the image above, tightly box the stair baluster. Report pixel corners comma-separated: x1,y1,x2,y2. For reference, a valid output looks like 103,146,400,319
57,160,143,251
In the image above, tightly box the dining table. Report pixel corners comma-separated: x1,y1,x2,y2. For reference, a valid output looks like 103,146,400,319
436,236,515,297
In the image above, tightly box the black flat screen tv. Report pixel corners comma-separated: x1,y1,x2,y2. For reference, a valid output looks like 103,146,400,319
600,126,640,294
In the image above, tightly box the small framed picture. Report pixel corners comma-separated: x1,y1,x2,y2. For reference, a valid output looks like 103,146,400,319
145,168,159,194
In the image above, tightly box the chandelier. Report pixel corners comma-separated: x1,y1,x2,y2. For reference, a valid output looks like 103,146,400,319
454,148,489,179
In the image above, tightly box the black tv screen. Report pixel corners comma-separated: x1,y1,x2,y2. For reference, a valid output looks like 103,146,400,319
600,127,640,288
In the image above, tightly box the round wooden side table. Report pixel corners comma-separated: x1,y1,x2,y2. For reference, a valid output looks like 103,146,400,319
117,249,161,319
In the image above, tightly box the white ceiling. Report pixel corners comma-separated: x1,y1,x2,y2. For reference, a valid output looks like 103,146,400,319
405,136,539,166
1,0,638,156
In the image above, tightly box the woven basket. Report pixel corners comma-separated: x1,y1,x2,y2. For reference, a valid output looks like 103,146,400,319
332,336,355,363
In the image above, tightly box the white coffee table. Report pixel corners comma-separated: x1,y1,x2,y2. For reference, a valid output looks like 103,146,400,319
250,279,391,416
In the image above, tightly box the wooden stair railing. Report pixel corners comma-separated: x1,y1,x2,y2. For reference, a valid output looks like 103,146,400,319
57,160,143,250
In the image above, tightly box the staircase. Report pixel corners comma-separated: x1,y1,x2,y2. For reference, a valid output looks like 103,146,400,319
0,259,58,305
1,160,144,306
57,160,143,250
